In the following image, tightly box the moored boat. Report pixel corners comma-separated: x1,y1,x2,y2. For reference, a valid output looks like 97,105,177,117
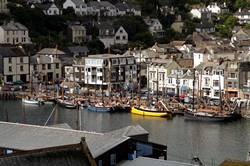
131,106,169,117
87,103,113,112
22,98,44,105
184,109,232,122
57,99,77,109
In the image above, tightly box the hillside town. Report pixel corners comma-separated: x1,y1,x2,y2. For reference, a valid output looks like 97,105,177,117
1,0,250,165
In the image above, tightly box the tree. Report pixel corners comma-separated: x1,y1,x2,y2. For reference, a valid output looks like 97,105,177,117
234,0,250,10
87,39,105,54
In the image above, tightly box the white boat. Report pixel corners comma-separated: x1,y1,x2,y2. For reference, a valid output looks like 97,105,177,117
57,99,77,109
22,98,44,105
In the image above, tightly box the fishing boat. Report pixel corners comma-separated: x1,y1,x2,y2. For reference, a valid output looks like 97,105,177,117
22,98,44,105
57,99,77,109
184,109,232,122
87,103,113,112
131,106,169,117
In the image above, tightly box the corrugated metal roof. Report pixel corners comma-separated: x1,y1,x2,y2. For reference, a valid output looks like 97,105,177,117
0,122,134,158
119,157,198,166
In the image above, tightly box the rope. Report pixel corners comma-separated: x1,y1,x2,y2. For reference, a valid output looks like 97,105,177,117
44,104,57,126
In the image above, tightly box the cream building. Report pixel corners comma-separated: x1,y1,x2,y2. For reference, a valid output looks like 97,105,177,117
0,21,31,45
0,0,8,13
0,47,29,83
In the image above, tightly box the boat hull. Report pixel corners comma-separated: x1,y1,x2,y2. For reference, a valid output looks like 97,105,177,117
131,107,169,117
87,106,111,112
184,110,231,122
22,98,42,105
57,99,77,109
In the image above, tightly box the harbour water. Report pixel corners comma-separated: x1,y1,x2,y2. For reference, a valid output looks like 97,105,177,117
0,100,250,165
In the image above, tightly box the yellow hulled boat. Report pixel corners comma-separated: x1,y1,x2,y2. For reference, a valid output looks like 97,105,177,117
131,106,169,117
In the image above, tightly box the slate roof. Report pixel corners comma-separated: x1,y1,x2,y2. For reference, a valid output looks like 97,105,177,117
69,25,86,31
0,122,146,158
0,47,26,58
71,0,86,6
37,48,65,55
88,1,116,9
0,146,90,166
120,157,197,166
68,46,89,54
1,22,28,31
34,3,55,10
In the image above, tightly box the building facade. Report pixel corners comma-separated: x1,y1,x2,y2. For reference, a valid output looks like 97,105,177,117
68,25,87,44
84,54,137,91
0,47,29,83
0,21,31,45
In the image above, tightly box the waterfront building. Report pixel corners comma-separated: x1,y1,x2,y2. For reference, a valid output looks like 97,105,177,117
115,2,141,16
84,54,137,91
0,21,31,45
147,59,180,93
30,48,65,83
68,25,87,44
0,0,8,13
87,1,118,17
0,46,29,83
234,8,250,24
196,62,225,99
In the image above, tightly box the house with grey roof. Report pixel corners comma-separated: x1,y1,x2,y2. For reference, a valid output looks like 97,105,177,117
68,25,87,44
63,0,88,16
31,2,62,15
0,0,9,13
97,22,128,48
231,28,250,48
144,18,166,38
0,46,30,83
0,21,31,45
87,1,118,17
115,2,141,16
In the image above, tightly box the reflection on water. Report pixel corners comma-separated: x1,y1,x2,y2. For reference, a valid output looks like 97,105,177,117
0,101,250,165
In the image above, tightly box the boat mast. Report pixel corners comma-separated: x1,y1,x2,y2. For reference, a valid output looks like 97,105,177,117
138,47,142,105
193,69,196,111
147,63,149,102
156,68,159,102
219,71,223,111
102,65,104,104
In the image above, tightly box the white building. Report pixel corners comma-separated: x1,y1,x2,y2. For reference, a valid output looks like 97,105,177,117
234,8,250,24
0,21,31,45
114,26,128,45
207,2,221,14
0,47,30,83
144,18,163,36
31,3,61,15
196,63,225,99
84,54,137,91
147,59,180,93
190,8,210,19
0,0,9,13
63,0,88,16
30,48,65,83
68,25,86,44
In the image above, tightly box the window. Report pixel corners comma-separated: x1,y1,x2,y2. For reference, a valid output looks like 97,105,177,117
48,64,51,69
168,78,172,84
204,78,210,86
119,29,123,33
42,64,46,70
213,80,219,87
228,82,232,88
23,31,26,35
8,57,12,63
230,73,236,78
9,66,12,72
34,65,37,70
214,90,220,97
20,65,23,71
110,154,116,166
56,73,59,78
116,36,120,40
56,63,59,69
123,36,126,40
7,38,9,43
20,57,23,63
16,38,18,43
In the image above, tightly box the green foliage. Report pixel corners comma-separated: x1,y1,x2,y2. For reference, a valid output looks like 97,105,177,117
234,0,250,10
216,25,232,38
87,39,105,54
216,14,238,38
